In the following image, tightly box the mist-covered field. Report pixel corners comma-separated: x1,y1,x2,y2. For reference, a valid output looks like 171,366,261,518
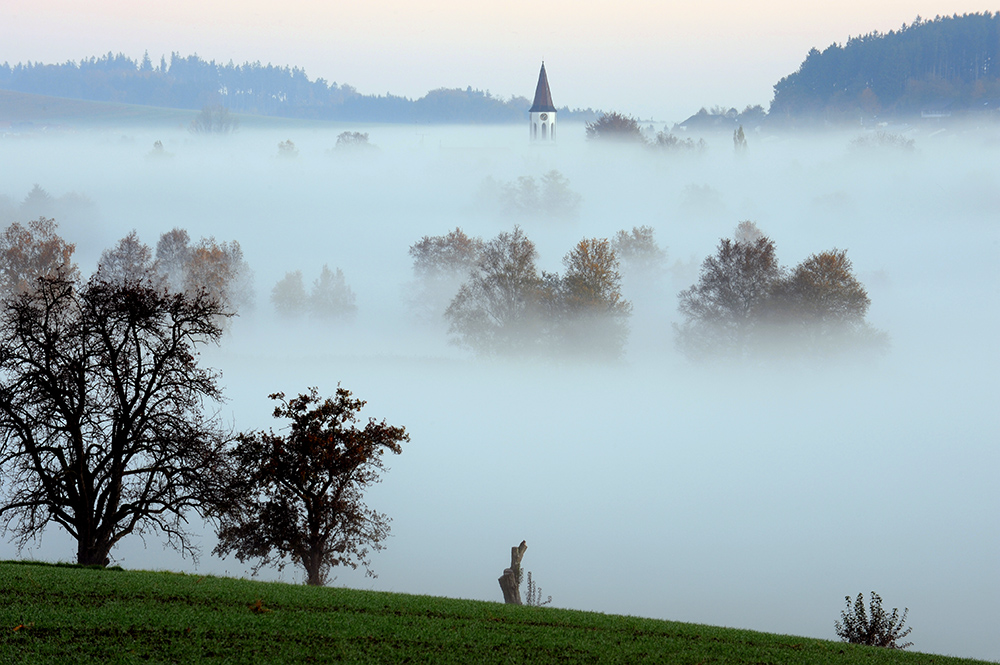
1,121,997,661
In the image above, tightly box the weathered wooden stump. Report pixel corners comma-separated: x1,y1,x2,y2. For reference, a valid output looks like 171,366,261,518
498,540,527,604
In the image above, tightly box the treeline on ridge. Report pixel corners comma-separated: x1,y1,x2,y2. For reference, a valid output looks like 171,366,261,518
0,52,597,124
770,12,1000,121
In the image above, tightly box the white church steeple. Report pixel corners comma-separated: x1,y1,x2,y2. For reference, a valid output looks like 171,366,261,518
529,62,556,143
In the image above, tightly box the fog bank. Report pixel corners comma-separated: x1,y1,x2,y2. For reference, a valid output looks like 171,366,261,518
1,121,997,661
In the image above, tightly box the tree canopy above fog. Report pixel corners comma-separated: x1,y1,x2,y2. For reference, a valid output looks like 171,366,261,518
0,53,598,124
771,12,1000,120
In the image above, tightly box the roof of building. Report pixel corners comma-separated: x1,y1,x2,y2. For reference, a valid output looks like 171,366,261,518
529,63,556,113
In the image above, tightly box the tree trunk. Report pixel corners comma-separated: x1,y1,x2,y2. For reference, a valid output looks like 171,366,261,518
305,550,325,586
77,538,112,567
498,540,527,604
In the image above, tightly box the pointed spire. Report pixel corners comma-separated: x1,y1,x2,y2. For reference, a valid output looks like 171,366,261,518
529,62,556,113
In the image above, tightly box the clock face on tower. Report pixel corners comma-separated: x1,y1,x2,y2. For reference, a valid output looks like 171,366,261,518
540,113,548,121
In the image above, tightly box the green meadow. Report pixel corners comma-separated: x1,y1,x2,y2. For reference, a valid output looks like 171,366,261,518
0,561,990,664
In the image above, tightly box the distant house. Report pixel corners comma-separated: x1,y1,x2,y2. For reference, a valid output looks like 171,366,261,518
920,99,954,119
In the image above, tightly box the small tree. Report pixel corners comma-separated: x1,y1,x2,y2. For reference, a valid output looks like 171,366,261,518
0,217,79,294
765,249,889,355
19,185,54,220
407,228,483,322
675,226,783,359
539,170,582,218
277,140,298,158
445,227,544,355
734,125,748,153
525,571,552,607
271,270,308,318
501,176,541,216
152,230,253,315
611,226,667,276
585,111,645,143
555,237,632,358
214,387,408,586
652,132,704,153
183,237,254,314
835,592,913,649
190,105,239,134
95,230,159,287
309,265,357,320
154,228,192,292
333,131,376,152
409,228,483,281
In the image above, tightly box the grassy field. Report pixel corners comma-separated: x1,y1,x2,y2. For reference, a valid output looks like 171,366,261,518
0,89,197,127
0,561,989,664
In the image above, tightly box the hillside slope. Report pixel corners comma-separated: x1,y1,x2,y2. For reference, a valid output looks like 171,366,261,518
0,562,990,664
770,12,1000,122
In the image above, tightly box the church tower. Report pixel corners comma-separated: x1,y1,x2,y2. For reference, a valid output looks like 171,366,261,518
529,62,556,143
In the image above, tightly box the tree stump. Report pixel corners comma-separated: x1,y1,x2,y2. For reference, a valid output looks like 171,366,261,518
498,540,527,604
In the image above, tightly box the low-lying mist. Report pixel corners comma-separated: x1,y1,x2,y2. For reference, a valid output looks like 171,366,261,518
1,121,997,660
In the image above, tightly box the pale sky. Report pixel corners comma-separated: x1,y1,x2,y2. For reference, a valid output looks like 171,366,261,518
0,2,994,121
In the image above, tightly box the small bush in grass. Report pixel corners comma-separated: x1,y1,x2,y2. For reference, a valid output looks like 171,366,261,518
525,571,551,607
835,591,913,649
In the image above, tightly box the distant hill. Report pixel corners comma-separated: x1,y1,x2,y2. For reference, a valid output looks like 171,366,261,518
0,88,197,127
0,53,597,125
770,12,1000,122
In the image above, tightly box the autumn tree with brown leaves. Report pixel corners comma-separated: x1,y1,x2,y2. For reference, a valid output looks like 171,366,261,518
550,238,632,358
766,249,889,354
444,228,634,359
183,237,254,313
676,223,887,360
214,387,407,586
0,273,232,566
0,217,79,294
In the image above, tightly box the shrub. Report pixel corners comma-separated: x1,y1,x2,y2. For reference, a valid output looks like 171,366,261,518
835,592,913,649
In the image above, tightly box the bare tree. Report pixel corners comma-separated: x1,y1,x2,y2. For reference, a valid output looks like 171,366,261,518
214,387,407,586
0,274,232,566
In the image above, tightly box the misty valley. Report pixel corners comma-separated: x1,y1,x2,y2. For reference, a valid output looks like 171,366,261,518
0,120,997,660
